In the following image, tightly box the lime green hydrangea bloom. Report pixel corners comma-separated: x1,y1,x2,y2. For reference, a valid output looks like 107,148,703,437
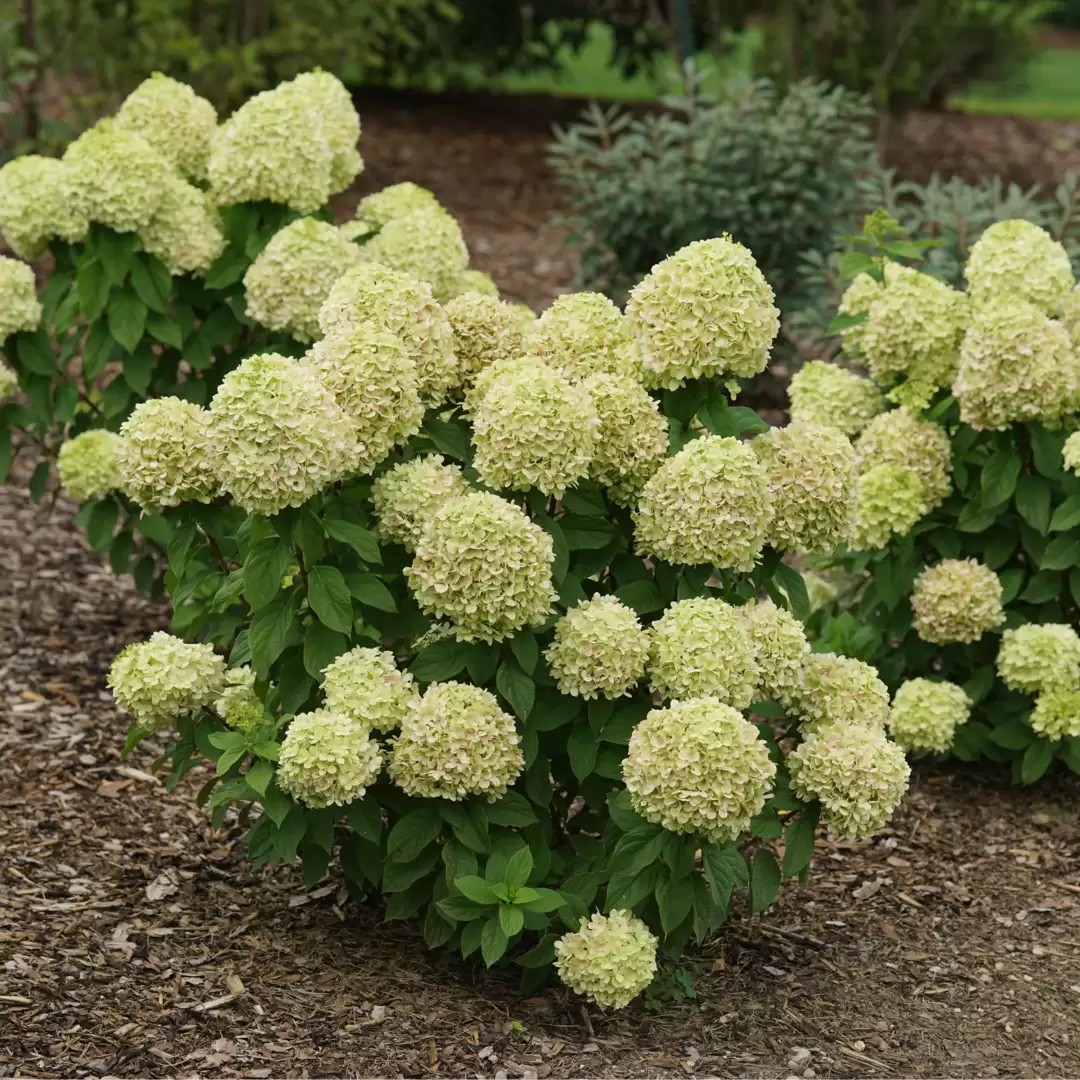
322,646,418,733
754,422,857,555
114,73,217,182
1030,688,1080,741
359,204,468,303
352,181,439,233
443,292,524,382
0,155,87,260
545,595,650,700
57,430,123,502
62,119,167,232
805,571,839,613
0,360,17,402
788,724,910,839
888,678,971,754
278,709,382,809
910,558,1004,644
108,631,226,732
742,600,811,708
448,268,499,298
1061,283,1080,344
997,623,1080,694
526,292,636,380
244,216,361,342
472,362,599,496
463,354,540,416
388,682,523,800
953,300,1080,431
117,397,219,511
583,372,668,507
371,455,470,551
787,361,884,437
836,270,883,356
788,652,890,733
964,219,1074,316
318,263,458,405
850,463,926,550
554,910,658,1010
623,697,776,843
305,320,423,475
648,597,760,707
1064,431,1080,475
285,71,363,192
0,255,42,344
406,491,556,642
634,434,773,571
855,408,952,511
212,665,258,725
509,302,536,327
137,175,225,276
209,352,355,516
626,236,780,389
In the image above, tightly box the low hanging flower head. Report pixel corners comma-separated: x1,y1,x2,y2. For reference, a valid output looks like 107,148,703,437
0,256,43,344
1029,688,1080,741
964,219,1074,316
554,910,658,1010
277,709,382,808
321,646,418,733
57,430,124,503
787,652,890,733
850,462,926,550
0,156,87,260
443,292,524,383
997,623,1080,694
888,678,972,754
742,600,811,708
910,559,1004,645
855,408,952,512
136,175,225,277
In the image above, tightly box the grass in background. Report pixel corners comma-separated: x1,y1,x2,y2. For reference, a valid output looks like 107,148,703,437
954,47,1080,120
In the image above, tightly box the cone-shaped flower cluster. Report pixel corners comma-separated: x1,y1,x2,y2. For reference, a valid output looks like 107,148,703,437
213,666,258,726
322,647,418,733
997,624,1080,694
526,292,636,380
854,408,952,512
850,463,926,550
349,181,438,233
1064,431,1080,474
0,156,87,260
787,361,884,437
444,292,523,383
742,600,811,707
1030,688,1080,741
0,256,42,344
554,910,658,1010
888,678,972,754
0,360,17,402
277,709,382,808
450,268,499,298
371,455,470,551
788,652,890,733
910,559,1004,644
964,219,1074,316
836,270,882,356
137,175,225,276
57,430,123,503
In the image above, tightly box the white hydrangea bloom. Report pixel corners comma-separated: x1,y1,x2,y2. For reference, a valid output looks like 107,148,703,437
526,292,636,380
443,292,523,383
787,652,890,733
787,361,884,437
850,463,927,550
1030,688,1080,741
742,600,810,708
0,155,87,260
322,646,418,733
997,624,1080,694
910,559,1004,644
137,174,225,277
964,219,1074,316
0,256,42,344
855,408,952,512
371,455,471,551
888,678,971,754
285,71,363,192
57,430,123,503
554,910,658,1009
277,709,382,809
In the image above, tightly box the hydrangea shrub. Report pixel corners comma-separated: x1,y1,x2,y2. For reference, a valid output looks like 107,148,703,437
94,214,908,1004
810,211,1080,783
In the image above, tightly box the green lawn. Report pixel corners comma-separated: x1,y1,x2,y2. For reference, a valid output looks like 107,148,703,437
954,47,1080,120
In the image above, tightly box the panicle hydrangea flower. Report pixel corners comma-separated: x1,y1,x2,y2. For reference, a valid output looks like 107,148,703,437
208,83,333,213
108,631,226,732
623,697,776,843
463,354,539,415
1030,688,1080,741
305,320,423,474
888,678,971,754
997,624,1080,694
583,372,668,506
209,352,355,517
318,263,458,405
754,423,857,554
742,600,811,708
371,455,470,550
850,463,926,550
526,292,636,380
114,73,217,182
406,491,556,642
472,362,599,496
61,119,167,232
353,181,439,232
212,666,258,724
648,597,760,707
953,300,1080,431
443,292,524,382
788,724,910,839
359,205,468,303
554,910,658,1010
322,646,418,733
244,216,361,342
117,397,219,511
1064,431,1080,475
57,430,123,502
545,595,650,699
788,652,890,733
1062,284,1080,345
277,708,382,809
0,360,17,401
509,302,536,327
449,269,499,298
836,270,883,356
0,255,42,343
388,682,523,800
626,237,780,389
634,435,774,571
0,155,87,260
859,264,969,389
787,361,884,437
805,571,839,613
855,408,952,511
137,174,224,276
285,71,363,192
910,558,1004,644
964,219,1074,316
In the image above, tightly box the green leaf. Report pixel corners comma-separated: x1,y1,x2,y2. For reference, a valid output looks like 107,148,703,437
517,888,566,913
609,825,666,873
322,517,381,563
980,451,1021,506
1020,571,1061,604
82,321,114,380
437,896,487,923
773,562,810,620
702,843,747,909
304,621,348,680
423,415,471,461
559,514,620,550
509,631,539,675
86,500,119,550
517,935,558,968
614,579,664,614
108,292,148,353
503,846,533,889
999,568,1025,605
496,660,534,720
244,535,290,609
956,502,1001,533
1071,567,1080,608
245,759,274,796
345,572,396,612
1040,534,1080,571
498,903,525,938
130,253,171,313
146,313,182,349
440,802,489,853
1016,475,1052,535
481,918,508,967
411,638,469,682
248,591,297,673
387,807,443,863
567,725,598,781
827,311,866,334
1050,495,1080,533
77,259,110,320
838,251,876,280
486,791,539,827
454,875,499,905
346,797,383,844
655,873,693,935
1021,739,1054,785
96,229,138,285
307,565,353,634
259,779,293,827
782,804,819,877
1029,424,1065,478
15,330,54,375
989,718,1035,751
465,642,500,686
749,848,782,913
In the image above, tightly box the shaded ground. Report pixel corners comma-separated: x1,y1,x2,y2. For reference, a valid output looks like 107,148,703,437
2,475,1080,1080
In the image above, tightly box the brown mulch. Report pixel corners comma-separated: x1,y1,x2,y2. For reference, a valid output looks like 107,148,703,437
2,471,1080,1080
